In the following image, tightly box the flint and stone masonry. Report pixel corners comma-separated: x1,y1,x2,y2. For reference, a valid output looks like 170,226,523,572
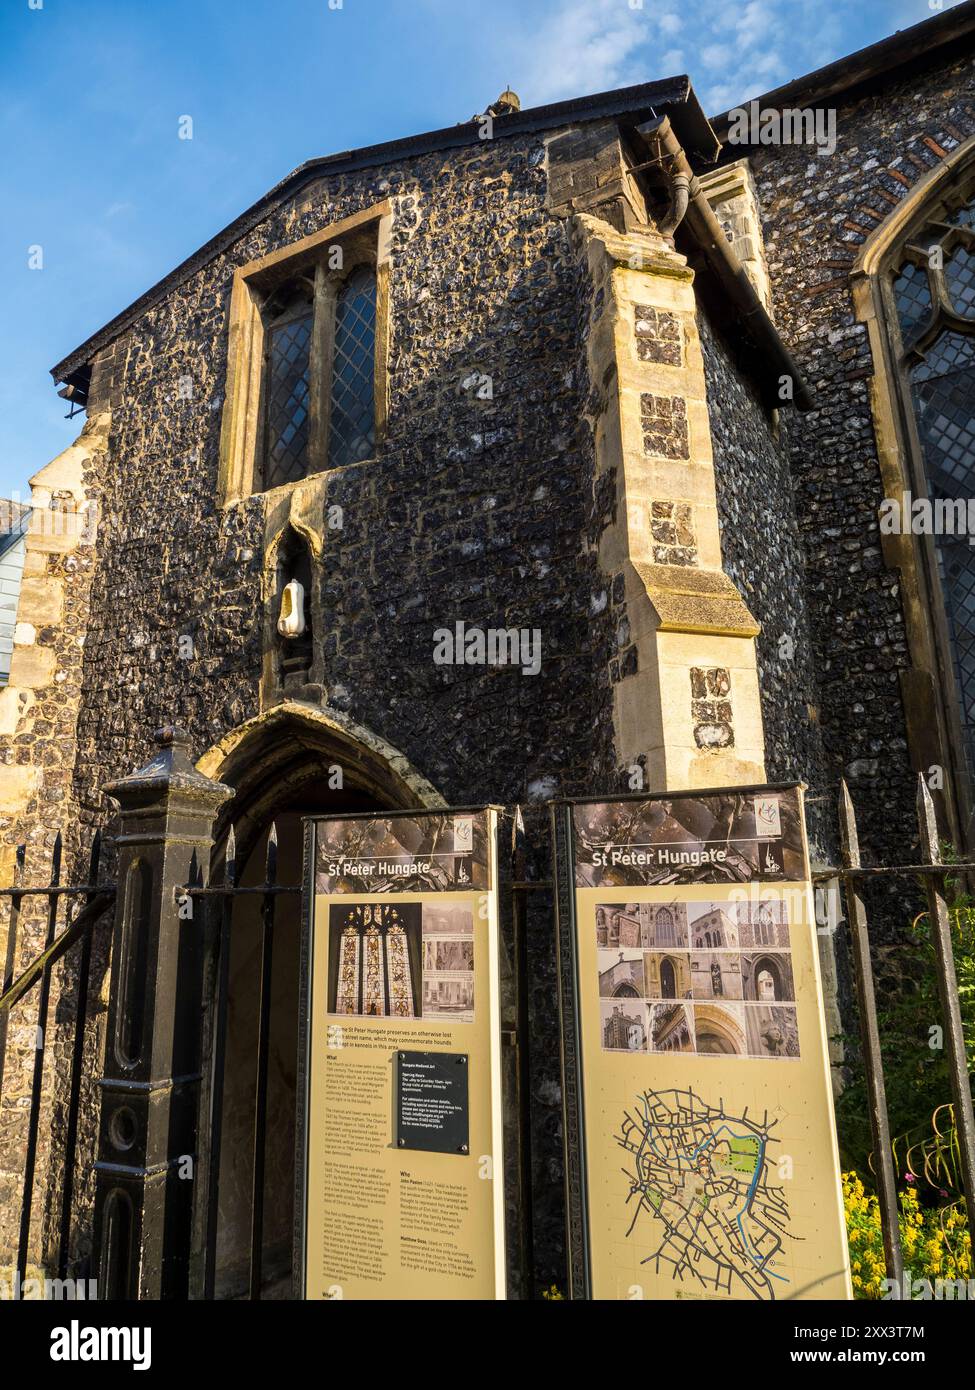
3,1,975,1293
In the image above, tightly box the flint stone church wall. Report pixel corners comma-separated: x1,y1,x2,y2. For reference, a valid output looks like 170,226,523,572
750,50,975,913
8,37,972,1283
699,312,829,853
19,127,622,1284
75,132,620,820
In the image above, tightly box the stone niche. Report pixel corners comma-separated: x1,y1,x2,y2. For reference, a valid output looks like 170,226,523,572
261,479,330,709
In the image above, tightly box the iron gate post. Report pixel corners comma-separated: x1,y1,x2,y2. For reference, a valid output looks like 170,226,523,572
838,780,904,1288
91,726,232,1299
916,776,975,1243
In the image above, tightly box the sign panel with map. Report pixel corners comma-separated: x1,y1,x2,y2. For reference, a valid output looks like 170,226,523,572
551,784,851,1301
296,808,506,1300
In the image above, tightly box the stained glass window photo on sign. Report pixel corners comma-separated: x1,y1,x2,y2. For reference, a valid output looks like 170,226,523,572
327,902,422,1018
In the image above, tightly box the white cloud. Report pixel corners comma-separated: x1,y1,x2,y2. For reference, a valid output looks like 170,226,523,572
659,49,686,74
752,50,787,80
519,0,653,102
701,43,733,69
474,0,906,117
704,80,744,114
735,0,777,50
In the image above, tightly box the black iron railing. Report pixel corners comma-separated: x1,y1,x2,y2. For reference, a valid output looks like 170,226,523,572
828,774,975,1282
0,831,115,1291
1,766,972,1301
181,823,302,1301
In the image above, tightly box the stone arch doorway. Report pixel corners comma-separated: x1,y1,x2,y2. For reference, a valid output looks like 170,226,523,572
753,955,783,1001
196,703,444,1298
613,982,640,999
694,1004,746,1056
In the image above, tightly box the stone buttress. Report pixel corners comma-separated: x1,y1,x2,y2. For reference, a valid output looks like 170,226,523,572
571,213,767,789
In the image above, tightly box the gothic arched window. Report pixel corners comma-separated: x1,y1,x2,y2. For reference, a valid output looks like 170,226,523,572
889,185,975,789
756,907,774,946
655,907,675,946
332,903,418,1018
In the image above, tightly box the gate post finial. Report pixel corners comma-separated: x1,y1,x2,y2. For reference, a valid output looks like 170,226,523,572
91,725,232,1300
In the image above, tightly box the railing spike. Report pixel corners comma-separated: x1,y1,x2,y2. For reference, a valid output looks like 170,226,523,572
87,829,102,887
837,778,859,867
837,778,902,1285
916,773,940,866
265,823,279,886
225,825,237,888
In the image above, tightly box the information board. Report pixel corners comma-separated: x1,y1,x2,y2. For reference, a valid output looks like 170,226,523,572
552,784,851,1302
296,808,506,1300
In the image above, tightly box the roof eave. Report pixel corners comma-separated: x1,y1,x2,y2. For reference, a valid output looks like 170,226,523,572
50,75,714,383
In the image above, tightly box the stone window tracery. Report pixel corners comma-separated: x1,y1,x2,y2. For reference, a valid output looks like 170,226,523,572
655,907,676,946
890,183,975,783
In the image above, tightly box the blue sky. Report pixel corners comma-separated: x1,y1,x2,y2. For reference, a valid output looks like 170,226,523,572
0,0,958,499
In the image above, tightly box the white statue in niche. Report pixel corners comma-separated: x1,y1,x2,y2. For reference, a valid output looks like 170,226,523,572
277,578,307,638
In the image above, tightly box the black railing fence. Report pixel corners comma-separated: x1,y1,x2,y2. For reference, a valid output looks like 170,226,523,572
0,728,973,1300
0,830,115,1290
183,822,302,1301
831,775,975,1283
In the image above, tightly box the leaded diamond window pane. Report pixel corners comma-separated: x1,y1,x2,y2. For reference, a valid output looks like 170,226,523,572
945,242,975,320
329,266,376,469
265,312,313,489
893,261,932,346
910,334,975,773
914,330,975,385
